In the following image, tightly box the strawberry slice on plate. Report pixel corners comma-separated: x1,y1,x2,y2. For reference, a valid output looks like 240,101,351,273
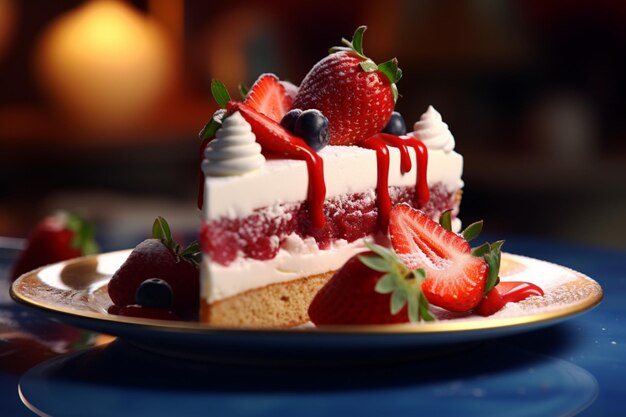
389,204,488,312
244,73,292,123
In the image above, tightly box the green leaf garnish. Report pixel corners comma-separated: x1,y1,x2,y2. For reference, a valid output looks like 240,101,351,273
179,241,202,266
471,242,490,257
391,288,408,314
211,79,230,108
375,273,396,293
151,216,201,267
328,25,402,102
359,60,378,72
362,241,434,323
462,221,483,242
377,58,402,84
199,109,227,140
65,213,100,256
152,216,173,247
359,254,391,272
439,210,453,231
351,25,366,56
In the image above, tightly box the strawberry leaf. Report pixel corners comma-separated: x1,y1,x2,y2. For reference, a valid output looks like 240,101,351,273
359,254,391,272
391,84,399,103
407,294,419,322
475,239,504,295
363,240,397,264
462,221,483,242
377,58,402,84
152,216,175,250
65,213,100,256
180,241,202,266
238,84,249,99
419,292,434,321
199,109,226,140
351,25,366,56
471,242,490,257
360,60,378,72
211,79,230,108
439,210,452,231
411,268,426,282
391,288,408,314
364,241,433,322
374,273,396,294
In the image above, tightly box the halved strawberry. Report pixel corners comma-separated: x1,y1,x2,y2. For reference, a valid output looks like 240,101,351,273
244,73,292,123
389,204,488,312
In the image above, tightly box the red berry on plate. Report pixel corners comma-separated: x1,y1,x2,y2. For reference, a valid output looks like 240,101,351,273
244,73,293,123
293,26,400,146
10,212,99,281
308,243,432,325
108,217,200,316
389,204,488,312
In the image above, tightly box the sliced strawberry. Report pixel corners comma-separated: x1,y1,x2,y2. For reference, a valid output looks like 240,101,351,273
389,204,488,312
244,73,292,123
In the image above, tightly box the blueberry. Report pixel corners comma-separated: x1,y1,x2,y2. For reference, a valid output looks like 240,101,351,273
280,109,303,132
135,278,173,309
382,111,407,135
294,109,330,152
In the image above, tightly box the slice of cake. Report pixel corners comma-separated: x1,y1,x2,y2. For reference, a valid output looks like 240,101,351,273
198,27,464,327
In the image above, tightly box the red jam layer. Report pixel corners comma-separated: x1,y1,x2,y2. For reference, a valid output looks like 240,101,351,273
200,183,458,266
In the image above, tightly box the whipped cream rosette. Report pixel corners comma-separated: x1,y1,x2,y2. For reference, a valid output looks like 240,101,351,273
202,111,265,176
412,106,456,153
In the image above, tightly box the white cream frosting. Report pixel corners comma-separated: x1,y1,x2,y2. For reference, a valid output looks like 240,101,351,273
203,145,463,221
412,106,455,153
202,235,369,302
202,111,265,176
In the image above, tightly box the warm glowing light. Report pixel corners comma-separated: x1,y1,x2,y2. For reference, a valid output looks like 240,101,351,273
35,0,175,132
0,0,17,61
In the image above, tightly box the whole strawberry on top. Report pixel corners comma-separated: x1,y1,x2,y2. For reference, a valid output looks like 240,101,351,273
293,25,401,146
10,212,99,281
108,217,200,319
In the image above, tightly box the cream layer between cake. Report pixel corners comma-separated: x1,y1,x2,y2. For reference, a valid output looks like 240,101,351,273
201,145,463,303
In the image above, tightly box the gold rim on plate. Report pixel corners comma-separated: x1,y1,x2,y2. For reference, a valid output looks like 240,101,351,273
10,250,603,336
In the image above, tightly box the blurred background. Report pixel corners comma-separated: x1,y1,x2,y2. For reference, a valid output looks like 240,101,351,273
0,0,625,250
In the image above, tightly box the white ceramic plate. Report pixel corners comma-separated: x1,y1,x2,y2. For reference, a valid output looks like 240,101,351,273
11,251,602,362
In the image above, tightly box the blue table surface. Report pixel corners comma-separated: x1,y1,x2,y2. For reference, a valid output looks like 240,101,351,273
1,236,625,417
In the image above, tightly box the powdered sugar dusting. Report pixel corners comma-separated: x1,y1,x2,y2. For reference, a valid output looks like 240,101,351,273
434,253,602,321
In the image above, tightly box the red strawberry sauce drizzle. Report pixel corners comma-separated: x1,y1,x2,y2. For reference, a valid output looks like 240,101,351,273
228,101,326,229
361,133,429,229
475,281,545,316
